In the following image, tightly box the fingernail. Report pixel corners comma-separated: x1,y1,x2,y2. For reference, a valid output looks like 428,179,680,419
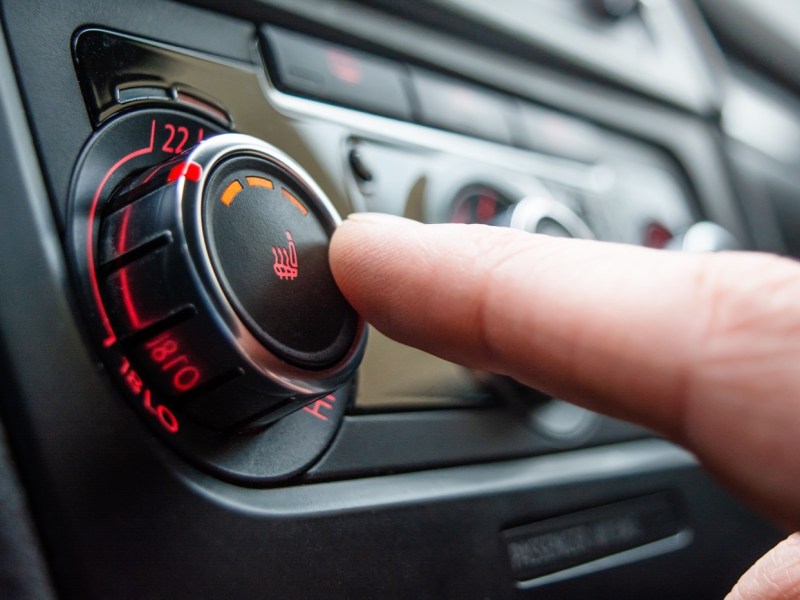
343,212,420,226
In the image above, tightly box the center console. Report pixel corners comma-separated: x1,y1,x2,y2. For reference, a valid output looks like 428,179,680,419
0,1,782,597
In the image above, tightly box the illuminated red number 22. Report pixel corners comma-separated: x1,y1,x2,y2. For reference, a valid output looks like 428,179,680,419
161,123,204,154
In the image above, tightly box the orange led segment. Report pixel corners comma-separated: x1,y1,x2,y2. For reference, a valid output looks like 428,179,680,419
220,180,243,206
281,188,309,216
245,176,274,190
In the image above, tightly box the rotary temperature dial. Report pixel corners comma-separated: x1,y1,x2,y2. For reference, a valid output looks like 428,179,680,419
97,133,364,432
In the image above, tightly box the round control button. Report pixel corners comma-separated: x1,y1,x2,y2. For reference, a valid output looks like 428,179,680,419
69,111,364,482
667,221,741,253
94,132,365,432
204,156,359,369
505,196,594,239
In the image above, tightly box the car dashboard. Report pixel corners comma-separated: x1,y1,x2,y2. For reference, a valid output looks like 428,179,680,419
0,0,795,598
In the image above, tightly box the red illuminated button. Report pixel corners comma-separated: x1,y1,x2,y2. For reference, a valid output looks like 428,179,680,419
263,26,413,119
166,160,202,183
643,222,673,249
410,69,514,144
326,48,363,84
517,102,603,162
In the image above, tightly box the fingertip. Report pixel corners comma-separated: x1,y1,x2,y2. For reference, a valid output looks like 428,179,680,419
330,213,420,309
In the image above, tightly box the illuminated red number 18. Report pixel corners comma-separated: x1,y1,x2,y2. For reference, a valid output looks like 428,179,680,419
145,332,201,392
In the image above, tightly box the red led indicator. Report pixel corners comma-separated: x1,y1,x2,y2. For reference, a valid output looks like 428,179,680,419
476,191,498,223
450,87,478,111
166,161,202,183
325,48,363,84
272,231,299,281
452,201,470,224
644,222,673,249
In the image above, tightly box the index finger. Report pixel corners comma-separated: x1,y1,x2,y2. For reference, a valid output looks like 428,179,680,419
330,213,800,528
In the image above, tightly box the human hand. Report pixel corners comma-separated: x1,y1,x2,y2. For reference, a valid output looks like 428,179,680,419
330,213,800,599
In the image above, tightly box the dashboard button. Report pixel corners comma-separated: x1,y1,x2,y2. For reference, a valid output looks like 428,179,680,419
498,196,594,239
516,102,602,162
667,221,741,252
410,69,514,144
204,155,359,369
117,85,171,104
262,26,414,120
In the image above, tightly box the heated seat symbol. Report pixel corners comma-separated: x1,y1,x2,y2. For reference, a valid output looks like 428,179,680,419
272,231,299,280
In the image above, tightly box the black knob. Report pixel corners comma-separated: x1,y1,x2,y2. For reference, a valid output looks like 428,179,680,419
96,133,365,430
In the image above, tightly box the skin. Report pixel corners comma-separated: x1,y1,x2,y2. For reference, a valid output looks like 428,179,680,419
329,213,800,599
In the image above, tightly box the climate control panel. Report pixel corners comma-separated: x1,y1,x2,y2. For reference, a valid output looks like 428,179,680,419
58,25,723,485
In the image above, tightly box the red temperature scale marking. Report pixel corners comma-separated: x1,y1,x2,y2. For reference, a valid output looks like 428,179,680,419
88,120,207,346
115,204,143,330
86,118,206,434
115,161,203,332
88,118,157,348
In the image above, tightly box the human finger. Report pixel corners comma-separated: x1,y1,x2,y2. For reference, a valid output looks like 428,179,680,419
330,214,800,528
